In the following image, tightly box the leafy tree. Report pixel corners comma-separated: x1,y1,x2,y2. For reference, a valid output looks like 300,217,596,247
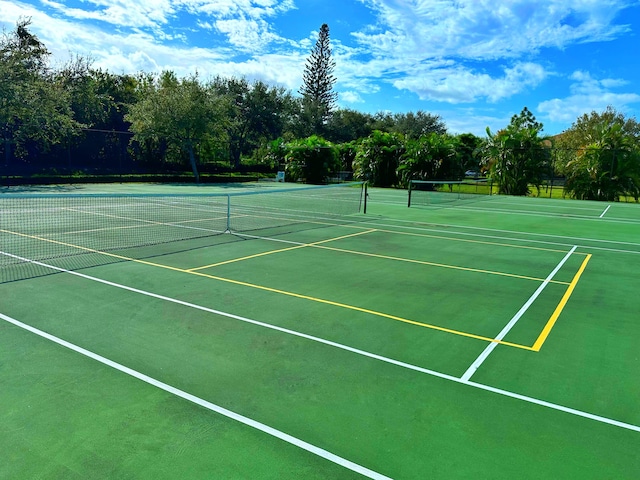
90,70,139,131
559,108,640,201
397,133,460,186
481,107,550,195
299,24,337,136
55,56,109,128
284,136,340,184
251,137,288,169
325,109,374,143
391,111,447,138
336,141,359,173
126,72,228,181
212,77,297,168
0,19,79,162
456,133,483,173
367,110,446,138
52,57,117,170
353,130,405,187
369,112,396,133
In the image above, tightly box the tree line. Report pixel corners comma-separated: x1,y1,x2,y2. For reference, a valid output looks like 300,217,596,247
2,20,639,201
1,20,447,177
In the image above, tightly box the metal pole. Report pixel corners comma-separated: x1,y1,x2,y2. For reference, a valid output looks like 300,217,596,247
226,194,231,232
363,183,368,214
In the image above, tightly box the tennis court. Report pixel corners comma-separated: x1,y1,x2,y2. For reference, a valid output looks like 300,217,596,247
1,182,639,479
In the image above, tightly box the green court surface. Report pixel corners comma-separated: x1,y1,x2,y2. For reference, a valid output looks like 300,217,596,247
1,183,639,479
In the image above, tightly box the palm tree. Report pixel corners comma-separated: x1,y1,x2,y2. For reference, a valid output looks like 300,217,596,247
481,108,550,196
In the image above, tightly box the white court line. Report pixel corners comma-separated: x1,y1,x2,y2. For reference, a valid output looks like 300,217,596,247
460,246,577,382
449,204,640,225
0,312,391,480
2,252,640,435
600,205,612,218
366,219,640,252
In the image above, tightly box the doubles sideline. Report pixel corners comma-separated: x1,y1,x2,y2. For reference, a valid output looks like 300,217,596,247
0,312,391,480
1,252,639,436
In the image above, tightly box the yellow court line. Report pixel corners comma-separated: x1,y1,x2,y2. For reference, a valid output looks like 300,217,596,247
188,227,568,284
2,228,533,350
188,229,377,271
183,270,533,350
188,244,307,270
531,253,592,351
305,243,571,285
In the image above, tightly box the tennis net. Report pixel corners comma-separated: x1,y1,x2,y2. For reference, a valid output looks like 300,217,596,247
0,182,365,283
407,180,493,207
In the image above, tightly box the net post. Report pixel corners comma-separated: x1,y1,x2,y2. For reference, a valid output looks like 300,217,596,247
407,180,412,207
226,194,231,233
363,183,368,214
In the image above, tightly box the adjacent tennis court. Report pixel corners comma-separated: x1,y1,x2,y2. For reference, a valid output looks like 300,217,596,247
1,182,639,479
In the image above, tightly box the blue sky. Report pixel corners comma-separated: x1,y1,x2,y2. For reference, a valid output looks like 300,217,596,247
2,0,640,136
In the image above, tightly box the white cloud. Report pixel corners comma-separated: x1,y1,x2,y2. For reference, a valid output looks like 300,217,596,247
339,90,365,104
98,49,161,73
443,110,511,136
337,1,632,104
393,62,549,103
199,53,306,90
40,0,176,29
214,17,277,50
354,0,632,60
0,1,310,96
0,1,233,75
538,71,640,122
16,0,298,54
600,78,628,89
196,20,214,30
183,0,295,19
181,0,296,51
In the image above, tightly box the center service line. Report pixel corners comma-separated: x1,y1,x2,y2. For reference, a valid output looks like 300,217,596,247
460,246,578,382
599,205,611,218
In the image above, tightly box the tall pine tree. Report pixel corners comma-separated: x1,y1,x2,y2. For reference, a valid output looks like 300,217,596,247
299,24,337,136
